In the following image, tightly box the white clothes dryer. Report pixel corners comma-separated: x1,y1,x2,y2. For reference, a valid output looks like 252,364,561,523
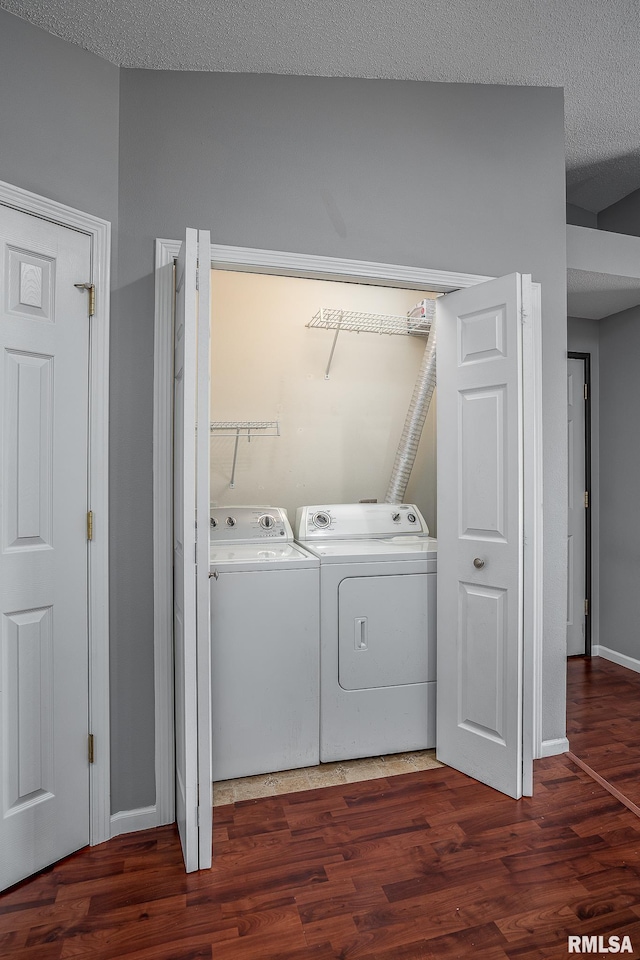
294,503,437,762
210,506,319,781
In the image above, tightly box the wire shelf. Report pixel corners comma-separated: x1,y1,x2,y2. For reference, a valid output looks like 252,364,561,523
307,304,435,378
210,421,280,487
210,421,280,436
308,306,434,338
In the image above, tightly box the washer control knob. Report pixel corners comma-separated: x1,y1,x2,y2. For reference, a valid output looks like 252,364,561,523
407,513,417,523
225,516,236,527
259,513,276,530
210,517,217,528
312,511,331,529
392,512,401,522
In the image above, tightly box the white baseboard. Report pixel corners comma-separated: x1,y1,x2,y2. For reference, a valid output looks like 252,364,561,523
592,645,640,675
110,805,158,838
539,737,570,758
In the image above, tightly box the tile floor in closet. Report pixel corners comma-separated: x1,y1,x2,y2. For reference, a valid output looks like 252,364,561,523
212,748,442,805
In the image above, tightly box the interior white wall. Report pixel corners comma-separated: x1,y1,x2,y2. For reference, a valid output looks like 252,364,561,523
567,316,600,650
210,271,437,529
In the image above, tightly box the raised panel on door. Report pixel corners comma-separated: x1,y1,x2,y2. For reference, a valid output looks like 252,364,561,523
437,273,534,800
0,207,91,890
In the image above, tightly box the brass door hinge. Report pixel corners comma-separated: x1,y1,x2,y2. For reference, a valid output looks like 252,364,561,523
74,282,96,317
87,510,94,540
584,599,589,616
584,491,589,509
88,734,95,764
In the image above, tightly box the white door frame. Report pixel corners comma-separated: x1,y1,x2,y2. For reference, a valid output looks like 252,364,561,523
153,239,543,821
0,179,111,846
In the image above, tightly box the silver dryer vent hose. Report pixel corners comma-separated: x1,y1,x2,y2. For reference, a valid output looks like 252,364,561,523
384,320,436,504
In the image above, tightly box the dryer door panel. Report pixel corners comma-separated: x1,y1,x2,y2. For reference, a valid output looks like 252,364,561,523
338,573,435,690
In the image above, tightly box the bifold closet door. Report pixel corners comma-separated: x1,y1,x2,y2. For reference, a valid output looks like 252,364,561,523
173,227,211,873
436,272,538,800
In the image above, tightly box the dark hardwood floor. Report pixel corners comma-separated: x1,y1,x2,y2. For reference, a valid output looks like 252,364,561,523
567,655,640,810
3,657,640,959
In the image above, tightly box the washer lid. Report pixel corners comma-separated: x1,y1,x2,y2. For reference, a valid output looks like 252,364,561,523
299,537,438,562
210,541,319,570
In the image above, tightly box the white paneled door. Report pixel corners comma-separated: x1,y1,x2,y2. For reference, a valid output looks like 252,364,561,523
0,207,91,889
437,273,536,800
173,228,212,873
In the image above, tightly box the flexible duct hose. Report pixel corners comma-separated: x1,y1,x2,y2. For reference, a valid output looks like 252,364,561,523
385,319,436,503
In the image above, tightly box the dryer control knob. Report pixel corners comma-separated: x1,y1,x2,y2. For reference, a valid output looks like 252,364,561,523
225,516,236,527
312,511,331,529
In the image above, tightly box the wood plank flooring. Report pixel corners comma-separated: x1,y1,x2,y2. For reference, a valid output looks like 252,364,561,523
567,655,640,809
3,657,640,959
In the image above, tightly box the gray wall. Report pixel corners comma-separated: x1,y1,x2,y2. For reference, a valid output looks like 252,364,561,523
567,204,598,229
0,9,119,230
599,188,640,236
567,317,600,649
599,305,640,659
0,13,570,812
585,191,640,662
116,70,568,809
0,9,124,803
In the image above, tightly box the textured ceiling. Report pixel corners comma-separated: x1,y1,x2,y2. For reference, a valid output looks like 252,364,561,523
2,0,640,213
567,268,640,319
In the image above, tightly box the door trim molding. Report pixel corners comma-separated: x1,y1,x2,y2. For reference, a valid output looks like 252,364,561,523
153,241,542,819
0,179,111,846
568,351,592,656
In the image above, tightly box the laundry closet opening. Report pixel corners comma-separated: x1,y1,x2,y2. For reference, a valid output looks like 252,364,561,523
209,270,438,525
208,268,440,800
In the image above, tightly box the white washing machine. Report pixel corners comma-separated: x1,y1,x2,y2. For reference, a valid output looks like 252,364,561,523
294,503,437,762
210,506,320,781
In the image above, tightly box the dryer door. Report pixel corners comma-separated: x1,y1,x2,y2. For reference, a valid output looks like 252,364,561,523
338,573,436,690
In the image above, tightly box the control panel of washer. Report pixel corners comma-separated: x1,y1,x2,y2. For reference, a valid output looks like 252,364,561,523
294,503,429,540
210,506,293,542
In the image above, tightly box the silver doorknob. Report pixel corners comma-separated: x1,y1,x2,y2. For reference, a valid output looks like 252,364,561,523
473,557,485,569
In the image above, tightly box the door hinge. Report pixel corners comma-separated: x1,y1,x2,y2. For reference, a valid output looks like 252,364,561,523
88,734,95,764
584,599,589,616
87,510,94,540
74,282,96,317
584,382,588,401
584,491,589,509
195,265,200,291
